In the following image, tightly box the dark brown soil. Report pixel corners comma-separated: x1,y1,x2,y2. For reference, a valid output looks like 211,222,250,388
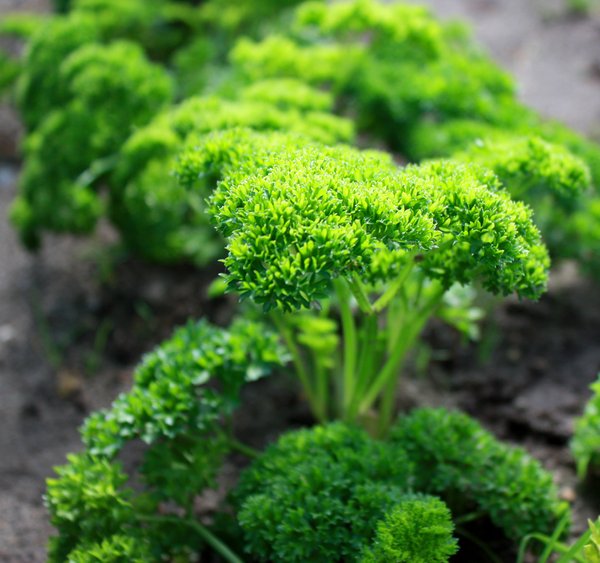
1,1,600,561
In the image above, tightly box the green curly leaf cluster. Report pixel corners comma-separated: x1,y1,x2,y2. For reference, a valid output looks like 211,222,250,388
390,408,568,541
235,423,418,562
65,534,153,562
201,0,317,35
110,92,351,265
454,137,591,209
9,0,598,277
360,495,458,563
408,120,600,274
11,40,173,249
82,318,288,456
231,0,600,276
235,409,564,562
14,0,190,129
12,0,207,126
407,117,600,186
46,454,206,562
15,15,101,130
46,454,138,561
198,131,548,311
572,375,600,478
233,0,516,140
47,318,287,561
239,77,334,111
232,34,364,87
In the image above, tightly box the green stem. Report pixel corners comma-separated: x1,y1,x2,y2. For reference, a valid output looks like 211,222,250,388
314,352,329,421
517,533,581,563
333,278,358,413
556,528,591,563
271,313,324,422
76,153,119,187
373,260,415,313
354,314,379,396
386,284,408,355
357,322,413,416
358,283,444,417
140,514,244,563
516,511,580,563
348,273,373,314
539,512,571,563
453,511,485,525
228,439,260,459
377,376,398,437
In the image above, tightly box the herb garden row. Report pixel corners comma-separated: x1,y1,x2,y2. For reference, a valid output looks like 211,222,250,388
2,0,600,560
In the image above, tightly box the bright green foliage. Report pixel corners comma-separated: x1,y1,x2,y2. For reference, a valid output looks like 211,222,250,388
65,535,153,562
71,0,164,36
390,408,567,541
72,0,204,59
240,78,334,111
82,318,288,457
14,0,200,128
235,422,417,562
232,0,516,143
72,0,166,36
16,15,100,129
538,120,600,187
454,137,590,209
208,139,548,310
232,35,363,87
407,120,600,274
584,519,600,562
299,0,514,130
230,0,600,278
235,412,564,561
360,495,458,563
201,0,315,34
405,118,510,161
0,52,20,95
405,161,548,298
566,198,600,278
159,94,353,145
192,130,549,425
447,136,593,262
110,94,351,265
176,127,314,193
46,454,137,562
171,36,216,97
572,375,600,478
406,117,600,186
11,40,173,249
0,13,47,40
49,318,285,561
289,0,600,181
46,454,205,562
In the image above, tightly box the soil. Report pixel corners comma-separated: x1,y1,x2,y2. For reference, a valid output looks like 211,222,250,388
1,0,600,561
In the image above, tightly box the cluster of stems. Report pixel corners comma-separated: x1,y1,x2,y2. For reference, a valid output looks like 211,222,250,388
275,259,445,435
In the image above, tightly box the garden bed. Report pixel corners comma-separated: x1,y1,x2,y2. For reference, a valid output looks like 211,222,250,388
1,0,600,561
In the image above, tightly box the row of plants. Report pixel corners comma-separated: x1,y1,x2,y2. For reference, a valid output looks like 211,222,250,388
2,0,599,273
3,0,600,560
